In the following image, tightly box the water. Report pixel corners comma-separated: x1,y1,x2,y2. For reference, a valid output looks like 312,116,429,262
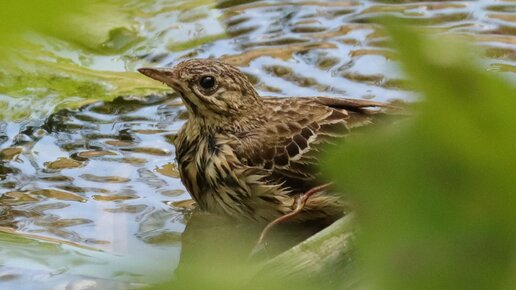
0,0,514,288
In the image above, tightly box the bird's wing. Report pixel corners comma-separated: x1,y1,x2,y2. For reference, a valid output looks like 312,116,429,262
231,97,386,193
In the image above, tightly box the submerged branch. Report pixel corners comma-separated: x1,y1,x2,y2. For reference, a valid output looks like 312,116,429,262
253,213,359,289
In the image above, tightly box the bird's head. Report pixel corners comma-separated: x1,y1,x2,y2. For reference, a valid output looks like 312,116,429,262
138,59,261,122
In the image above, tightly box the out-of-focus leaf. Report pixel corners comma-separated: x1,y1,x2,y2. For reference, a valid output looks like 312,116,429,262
0,46,168,120
323,20,516,290
0,0,223,121
0,1,162,120
0,1,139,54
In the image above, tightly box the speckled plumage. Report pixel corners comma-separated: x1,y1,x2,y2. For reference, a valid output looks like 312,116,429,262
138,59,387,223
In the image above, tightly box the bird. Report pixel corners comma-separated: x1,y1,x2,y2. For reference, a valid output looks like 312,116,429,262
138,59,389,225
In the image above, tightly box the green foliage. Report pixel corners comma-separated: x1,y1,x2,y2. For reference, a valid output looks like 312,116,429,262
0,1,167,120
323,21,516,290
0,0,225,121
0,0,139,54
0,50,168,120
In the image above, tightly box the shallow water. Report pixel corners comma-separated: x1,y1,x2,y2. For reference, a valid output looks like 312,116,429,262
0,0,515,288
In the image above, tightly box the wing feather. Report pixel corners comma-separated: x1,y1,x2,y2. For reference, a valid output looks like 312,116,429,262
231,97,386,193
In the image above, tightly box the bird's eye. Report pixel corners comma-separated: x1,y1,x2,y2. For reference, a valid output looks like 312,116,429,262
199,76,216,90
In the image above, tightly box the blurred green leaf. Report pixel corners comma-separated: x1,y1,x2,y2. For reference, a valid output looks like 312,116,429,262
323,20,516,290
0,46,168,120
0,1,171,120
0,0,224,121
0,0,139,54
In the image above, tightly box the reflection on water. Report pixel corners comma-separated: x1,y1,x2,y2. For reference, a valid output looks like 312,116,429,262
0,0,515,287
0,95,189,287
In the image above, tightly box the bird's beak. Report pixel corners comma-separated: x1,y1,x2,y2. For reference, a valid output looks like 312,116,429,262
137,67,174,85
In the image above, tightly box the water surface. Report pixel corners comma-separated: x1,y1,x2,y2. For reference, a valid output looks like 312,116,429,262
0,0,514,288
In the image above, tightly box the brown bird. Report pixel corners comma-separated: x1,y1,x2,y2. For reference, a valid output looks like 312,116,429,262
138,59,387,224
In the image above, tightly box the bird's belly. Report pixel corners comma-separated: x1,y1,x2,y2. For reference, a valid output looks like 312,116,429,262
179,148,239,211
180,152,289,220
176,134,299,221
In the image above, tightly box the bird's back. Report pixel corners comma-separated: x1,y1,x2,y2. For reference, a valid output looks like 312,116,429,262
231,96,386,194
